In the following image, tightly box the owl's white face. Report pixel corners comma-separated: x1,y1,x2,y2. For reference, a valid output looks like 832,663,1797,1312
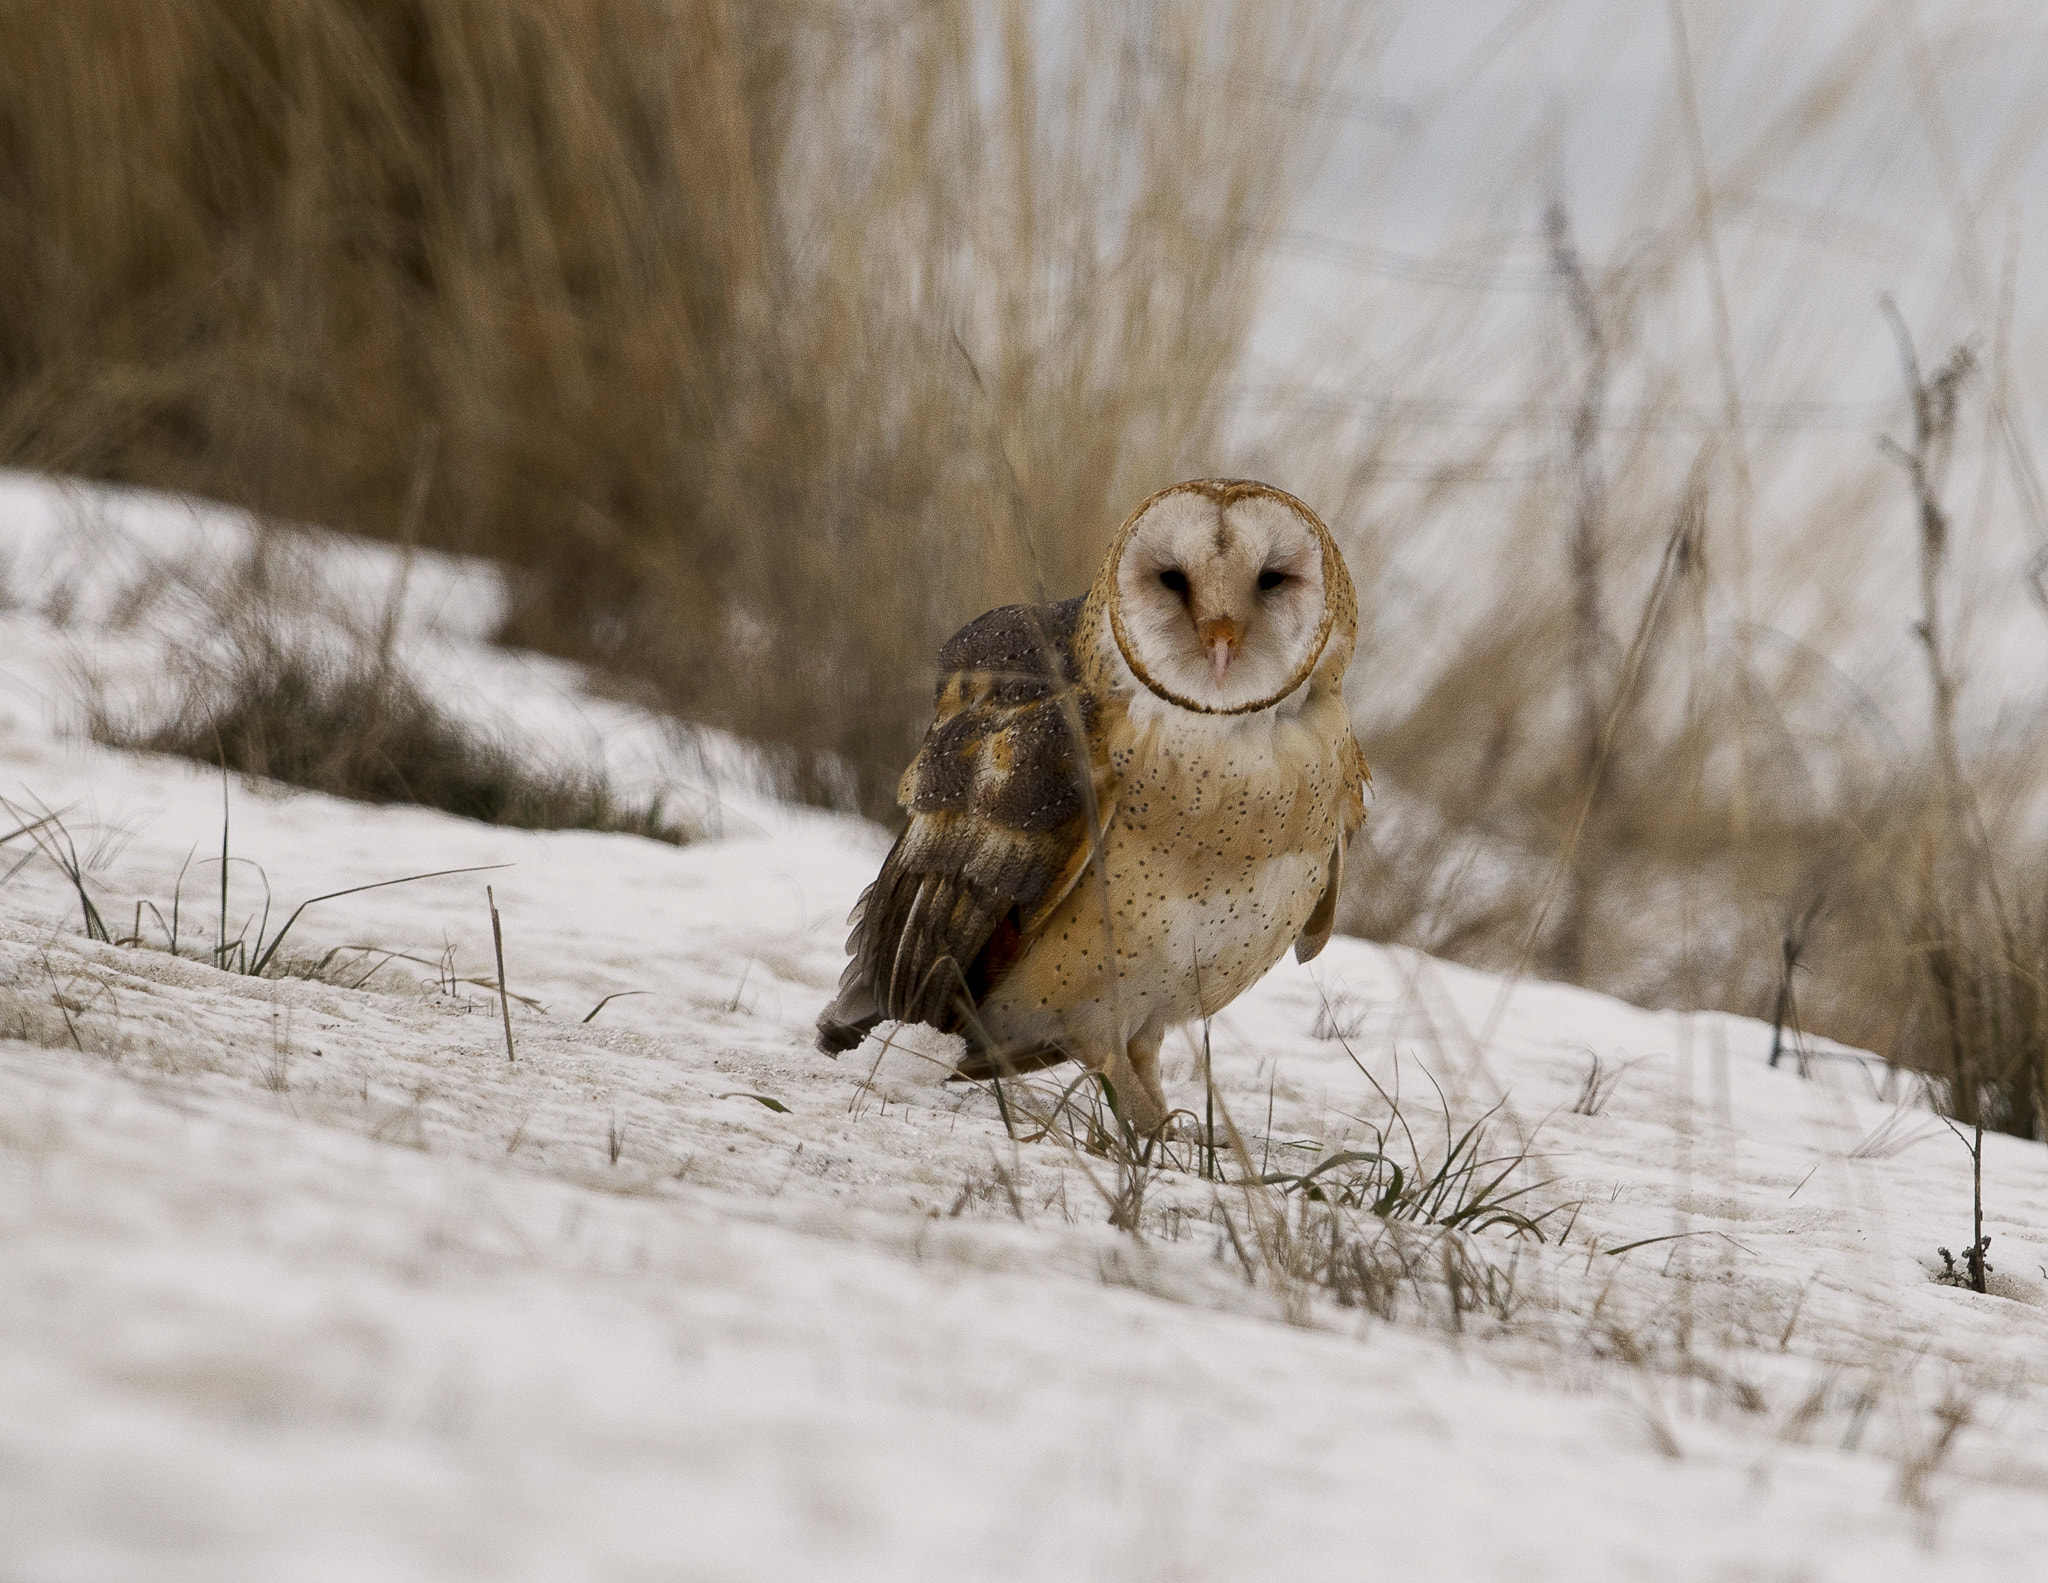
1113,487,1329,712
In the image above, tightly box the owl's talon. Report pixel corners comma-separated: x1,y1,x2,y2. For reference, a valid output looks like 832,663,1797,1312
1149,1109,1207,1148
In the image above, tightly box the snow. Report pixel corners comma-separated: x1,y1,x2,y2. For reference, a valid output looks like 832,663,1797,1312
4,473,2048,1581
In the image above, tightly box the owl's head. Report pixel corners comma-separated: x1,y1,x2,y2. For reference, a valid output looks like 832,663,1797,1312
1104,480,1350,714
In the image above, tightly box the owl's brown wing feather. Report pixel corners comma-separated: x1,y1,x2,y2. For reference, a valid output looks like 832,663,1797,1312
1293,837,1343,965
1294,733,1370,965
817,597,1117,1051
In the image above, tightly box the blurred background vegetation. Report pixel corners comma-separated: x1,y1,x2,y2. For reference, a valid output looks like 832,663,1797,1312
0,0,1348,810
2,0,2043,1134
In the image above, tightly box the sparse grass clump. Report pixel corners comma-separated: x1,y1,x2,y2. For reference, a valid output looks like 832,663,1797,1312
1255,1198,1527,1330
1252,1101,1557,1239
1235,1079,1556,1329
966,1036,1556,1335
4,789,503,986
1909,892,2048,1143
78,524,689,843
102,642,685,843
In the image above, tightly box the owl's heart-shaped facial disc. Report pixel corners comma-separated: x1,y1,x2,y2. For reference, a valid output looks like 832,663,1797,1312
1112,484,1331,714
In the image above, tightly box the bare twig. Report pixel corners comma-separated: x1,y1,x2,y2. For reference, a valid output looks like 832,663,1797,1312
1877,294,1975,808
1935,1109,1990,1294
1767,892,1827,1073
1544,198,1611,980
488,886,516,1064
582,990,647,1024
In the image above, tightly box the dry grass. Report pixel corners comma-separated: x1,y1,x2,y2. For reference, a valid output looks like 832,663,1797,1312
78,527,688,842
0,0,1357,816
940,1028,1555,1334
97,633,686,843
1274,10,2048,1135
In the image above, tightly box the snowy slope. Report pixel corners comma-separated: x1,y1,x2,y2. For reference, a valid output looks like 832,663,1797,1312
4,475,2048,1582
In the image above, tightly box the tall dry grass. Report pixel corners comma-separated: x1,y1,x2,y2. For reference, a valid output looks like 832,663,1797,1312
1280,8,2048,1131
0,0,1357,814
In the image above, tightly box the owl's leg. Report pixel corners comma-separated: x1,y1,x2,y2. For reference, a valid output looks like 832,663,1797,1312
1098,1025,1170,1137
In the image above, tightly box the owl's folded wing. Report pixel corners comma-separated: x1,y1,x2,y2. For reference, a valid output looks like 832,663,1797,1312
830,598,1117,1036
1294,732,1371,964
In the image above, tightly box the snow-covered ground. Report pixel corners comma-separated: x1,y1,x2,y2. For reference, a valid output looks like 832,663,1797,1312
4,474,2048,1581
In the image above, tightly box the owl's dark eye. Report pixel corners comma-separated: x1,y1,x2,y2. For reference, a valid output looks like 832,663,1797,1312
1159,568,1189,595
1257,569,1288,591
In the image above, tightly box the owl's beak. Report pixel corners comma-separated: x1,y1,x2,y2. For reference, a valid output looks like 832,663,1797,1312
1197,615,1240,687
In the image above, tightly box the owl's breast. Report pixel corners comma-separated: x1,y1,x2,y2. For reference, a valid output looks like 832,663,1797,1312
1095,697,1352,1011
1111,694,1347,845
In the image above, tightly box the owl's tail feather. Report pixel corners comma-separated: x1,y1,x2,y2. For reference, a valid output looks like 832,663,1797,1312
811,933,884,1056
816,1010,880,1056
815,951,883,1055
819,860,1017,1055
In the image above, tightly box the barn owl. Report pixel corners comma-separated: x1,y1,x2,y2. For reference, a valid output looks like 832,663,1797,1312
817,479,1369,1134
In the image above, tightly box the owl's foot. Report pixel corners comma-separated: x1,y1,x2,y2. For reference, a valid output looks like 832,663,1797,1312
1091,1050,1170,1140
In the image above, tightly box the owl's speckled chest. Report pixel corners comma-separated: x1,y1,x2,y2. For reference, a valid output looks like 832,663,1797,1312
1099,693,1348,1007
980,675,1356,1043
